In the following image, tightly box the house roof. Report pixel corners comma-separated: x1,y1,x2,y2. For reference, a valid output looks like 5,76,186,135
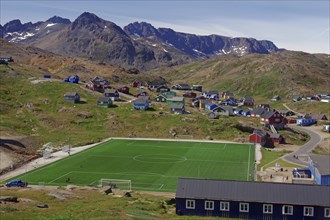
176,178,330,207
260,110,278,119
64,92,79,97
132,98,148,105
104,89,117,94
309,154,330,175
97,97,111,102
305,114,328,120
269,133,281,139
168,96,184,102
242,97,254,102
251,107,266,115
253,129,268,137
213,106,234,114
171,103,184,109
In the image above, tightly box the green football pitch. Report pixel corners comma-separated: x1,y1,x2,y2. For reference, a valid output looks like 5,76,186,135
13,139,255,192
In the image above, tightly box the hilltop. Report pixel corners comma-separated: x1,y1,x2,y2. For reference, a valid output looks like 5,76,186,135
147,50,330,99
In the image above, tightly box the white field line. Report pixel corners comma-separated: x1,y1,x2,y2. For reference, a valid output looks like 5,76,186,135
127,141,136,146
159,184,164,190
247,144,251,181
48,171,73,184
223,144,227,150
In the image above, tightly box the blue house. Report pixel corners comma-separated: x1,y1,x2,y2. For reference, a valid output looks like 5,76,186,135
221,98,238,106
176,178,330,219
202,91,219,100
308,154,330,185
296,118,317,126
132,97,149,110
205,103,218,111
63,75,79,84
241,110,251,117
233,109,243,115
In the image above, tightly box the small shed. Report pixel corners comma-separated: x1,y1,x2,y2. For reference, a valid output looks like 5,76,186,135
271,95,281,101
170,103,185,114
64,92,80,103
97,97,112,108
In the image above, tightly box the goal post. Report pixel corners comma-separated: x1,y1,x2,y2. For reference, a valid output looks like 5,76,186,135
43,148,53,159
99,179,132,191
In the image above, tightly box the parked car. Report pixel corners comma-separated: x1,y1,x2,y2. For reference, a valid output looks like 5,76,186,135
5,179,28,187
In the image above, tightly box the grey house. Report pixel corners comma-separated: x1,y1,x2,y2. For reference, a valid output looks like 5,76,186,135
212,106,234,116
64,92,80,103
170,103,185,114
176,178,330,219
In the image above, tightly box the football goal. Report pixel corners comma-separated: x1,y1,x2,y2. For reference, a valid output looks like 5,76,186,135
99,179,132,191
43,148,53,159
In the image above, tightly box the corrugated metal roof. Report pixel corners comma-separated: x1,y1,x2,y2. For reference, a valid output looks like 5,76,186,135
309,154,330,175
176,178,330,206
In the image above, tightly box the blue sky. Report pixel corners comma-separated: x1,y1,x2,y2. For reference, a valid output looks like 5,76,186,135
1,0,329,54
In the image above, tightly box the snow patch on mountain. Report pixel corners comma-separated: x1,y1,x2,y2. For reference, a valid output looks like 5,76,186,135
45,23,56,28
6,32,35,42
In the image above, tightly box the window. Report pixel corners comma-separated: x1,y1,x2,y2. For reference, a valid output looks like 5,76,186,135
304,207,314,216
185,200,195,209
282,205,293,215
220,202,230,211
239,203,249,213
205,201,214,210
325,208,330,218
263,204,273,214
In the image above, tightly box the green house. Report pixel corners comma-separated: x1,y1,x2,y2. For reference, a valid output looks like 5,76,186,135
161,91,176,97
166,96,185,105
97,97,112,108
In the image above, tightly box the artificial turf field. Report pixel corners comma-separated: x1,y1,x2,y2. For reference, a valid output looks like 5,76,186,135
13,139,255,192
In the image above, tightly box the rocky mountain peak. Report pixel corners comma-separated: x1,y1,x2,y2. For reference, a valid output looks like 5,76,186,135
46,16,71,24
4,19,24,32
124,21,159,38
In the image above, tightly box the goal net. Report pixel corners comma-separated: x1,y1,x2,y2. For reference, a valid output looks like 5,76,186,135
62,144,71,153
43,148,53,159
99,179,132,191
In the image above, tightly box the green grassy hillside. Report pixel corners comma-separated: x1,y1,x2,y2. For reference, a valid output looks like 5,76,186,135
0,74,254,149
147,51,329,100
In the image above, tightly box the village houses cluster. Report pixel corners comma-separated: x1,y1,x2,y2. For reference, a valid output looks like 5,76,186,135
62,75,329,147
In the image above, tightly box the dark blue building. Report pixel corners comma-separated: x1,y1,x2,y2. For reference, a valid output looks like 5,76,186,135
308,154,330,185
176,178,330,219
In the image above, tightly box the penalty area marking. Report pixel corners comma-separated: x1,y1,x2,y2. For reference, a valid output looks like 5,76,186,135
48,171,73,184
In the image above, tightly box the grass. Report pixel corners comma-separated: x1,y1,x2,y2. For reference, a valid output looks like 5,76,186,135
9,139,255,192
0,188,235,220
257,148,305,170
0,75,248,148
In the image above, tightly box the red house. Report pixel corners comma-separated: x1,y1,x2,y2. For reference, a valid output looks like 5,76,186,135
132,79,142,88
249,129,268,146
260,110,287,125
270,133,285,144
116,86,130,94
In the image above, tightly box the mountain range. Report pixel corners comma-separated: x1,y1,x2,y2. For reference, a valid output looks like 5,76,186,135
1,12,282,70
